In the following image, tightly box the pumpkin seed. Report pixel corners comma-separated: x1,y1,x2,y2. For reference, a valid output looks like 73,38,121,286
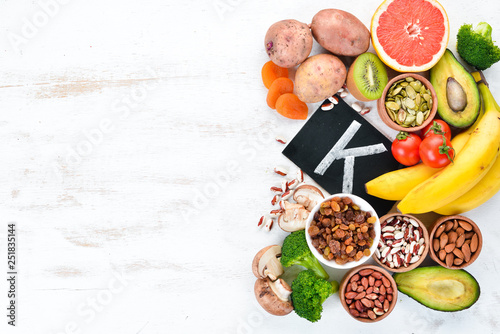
404,114,416,125
416,111,424,125
397,109,406,124
406,85,416,99
386,101,400,111
404,97,416,109
410,81,422,92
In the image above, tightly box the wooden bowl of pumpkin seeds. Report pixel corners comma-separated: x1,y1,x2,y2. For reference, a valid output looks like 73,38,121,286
377,73,437,132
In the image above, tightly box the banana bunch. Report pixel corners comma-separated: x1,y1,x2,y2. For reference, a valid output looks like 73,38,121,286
366,72,500,215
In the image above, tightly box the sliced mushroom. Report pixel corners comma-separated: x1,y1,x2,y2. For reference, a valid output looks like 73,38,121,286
254,277,293,316
252,245,284,281
277,201,310,232
293,184,324,211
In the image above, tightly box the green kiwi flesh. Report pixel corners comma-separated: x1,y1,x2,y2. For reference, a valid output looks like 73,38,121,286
347,52,388,101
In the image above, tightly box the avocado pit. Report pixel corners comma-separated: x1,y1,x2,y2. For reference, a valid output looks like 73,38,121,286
446,77,467,112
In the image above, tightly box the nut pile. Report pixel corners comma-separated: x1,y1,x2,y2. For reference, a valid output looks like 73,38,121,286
384,76,433,127
308,196,376,265
344,268,394,320
375,215,426,269
433,218,480,267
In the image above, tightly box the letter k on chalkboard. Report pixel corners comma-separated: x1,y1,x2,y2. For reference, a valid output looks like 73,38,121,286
282,96,401,216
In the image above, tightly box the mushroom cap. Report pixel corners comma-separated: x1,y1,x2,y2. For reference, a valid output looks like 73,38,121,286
293,184,325,211
254,278,293,316
251,245,284,280
277,201,309,232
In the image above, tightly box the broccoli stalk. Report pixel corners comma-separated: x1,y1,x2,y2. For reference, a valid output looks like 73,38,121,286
291,269,339,322
457,22,500,70
280,230,329,280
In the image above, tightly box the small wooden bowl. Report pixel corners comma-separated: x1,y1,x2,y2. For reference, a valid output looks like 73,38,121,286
429,215,483,269
339,265,397,322
372,213,429,273
377,73,437,132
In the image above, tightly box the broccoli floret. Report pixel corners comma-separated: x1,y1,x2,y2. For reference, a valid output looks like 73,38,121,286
280,230,329,280
291,269,339,322
457,22,500,70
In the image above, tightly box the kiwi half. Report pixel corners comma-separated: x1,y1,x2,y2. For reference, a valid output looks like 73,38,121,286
346,52,388,101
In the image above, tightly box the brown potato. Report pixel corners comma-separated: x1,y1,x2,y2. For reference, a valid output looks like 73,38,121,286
264,19,313,68
311,9,370,57
294,54,347,103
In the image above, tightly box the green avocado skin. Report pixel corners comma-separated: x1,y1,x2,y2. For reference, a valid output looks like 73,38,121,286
393,266,480,312
430,49,481,128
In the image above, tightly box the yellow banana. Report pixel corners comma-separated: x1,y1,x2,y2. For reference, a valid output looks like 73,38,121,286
365,104,483,201
434,79,500,215
397,80,500,214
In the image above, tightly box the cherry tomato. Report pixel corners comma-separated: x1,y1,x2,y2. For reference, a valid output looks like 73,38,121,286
391,132,422,166
421,120,452,141
419,135,455,168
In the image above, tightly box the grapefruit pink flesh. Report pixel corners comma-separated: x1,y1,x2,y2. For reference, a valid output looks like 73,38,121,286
371,0,449,72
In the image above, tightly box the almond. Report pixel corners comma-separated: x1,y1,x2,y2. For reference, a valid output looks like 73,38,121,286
439,232,448,249
455,234,465,248
462,243,471,262
448,231,458,244
434,224,445,238
445,221,454,232
453,248,464,259
439,249,447,261
470,233,479,253
433,238,440,252
458,220,473,231
445,252,454,267
444,243,456,253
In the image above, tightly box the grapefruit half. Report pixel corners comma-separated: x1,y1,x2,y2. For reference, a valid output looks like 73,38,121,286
371,0,449,72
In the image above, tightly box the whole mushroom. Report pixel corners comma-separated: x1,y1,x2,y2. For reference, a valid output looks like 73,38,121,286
252,245,284,281
254,277,293,316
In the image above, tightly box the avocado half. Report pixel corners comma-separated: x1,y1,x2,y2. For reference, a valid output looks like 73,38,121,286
393,266,480,312
430,49,480,128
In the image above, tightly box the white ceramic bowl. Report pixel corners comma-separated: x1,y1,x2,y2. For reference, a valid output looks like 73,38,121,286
305,193,381,270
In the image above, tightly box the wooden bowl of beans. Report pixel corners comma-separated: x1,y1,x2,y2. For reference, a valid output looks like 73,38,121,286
373,213,429,273
305,194,381,269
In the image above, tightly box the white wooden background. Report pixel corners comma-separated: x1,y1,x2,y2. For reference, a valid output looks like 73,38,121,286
0,0,499,333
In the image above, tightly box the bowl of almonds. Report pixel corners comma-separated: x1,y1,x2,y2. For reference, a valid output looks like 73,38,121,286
373,213,430,273
339,265,397,322
377,73,437,132
429,215,482,269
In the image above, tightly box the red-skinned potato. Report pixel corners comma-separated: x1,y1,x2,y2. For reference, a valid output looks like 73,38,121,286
310,9,370,57
265,19,313,68
295,54,347,103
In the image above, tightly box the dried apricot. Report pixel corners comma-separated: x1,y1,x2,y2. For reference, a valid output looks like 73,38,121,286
261,60,288,89
275,93,308,120
266,77,294,109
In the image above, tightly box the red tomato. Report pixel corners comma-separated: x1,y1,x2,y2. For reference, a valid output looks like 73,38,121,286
421,120,452,141
419,135,455,168
391,132,422,166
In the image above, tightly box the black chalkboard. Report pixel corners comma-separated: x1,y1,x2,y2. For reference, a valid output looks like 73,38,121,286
282,96,400,216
